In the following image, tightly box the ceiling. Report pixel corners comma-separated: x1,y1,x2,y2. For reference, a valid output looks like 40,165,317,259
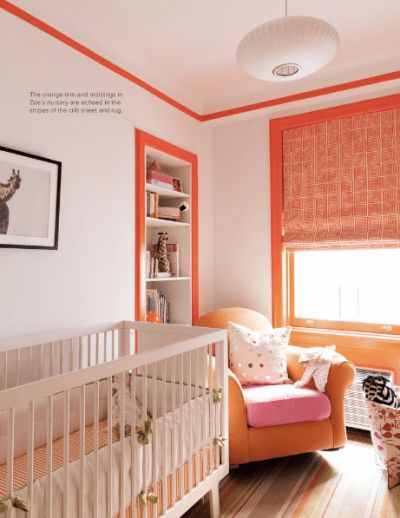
8,0,400,114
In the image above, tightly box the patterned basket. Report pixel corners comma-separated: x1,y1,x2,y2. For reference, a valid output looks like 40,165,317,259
366,398,400,489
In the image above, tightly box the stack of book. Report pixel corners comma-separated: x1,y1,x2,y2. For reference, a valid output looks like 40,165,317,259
147,243,179,277
146,191,159,218
146,288,170,323
147,170,175,190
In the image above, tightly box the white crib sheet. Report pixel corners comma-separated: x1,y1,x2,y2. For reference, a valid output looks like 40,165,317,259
14,390,211,517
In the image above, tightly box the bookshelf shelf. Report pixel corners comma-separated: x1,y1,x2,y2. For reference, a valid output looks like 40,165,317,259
145,217,190,228
135,129,199,325
146,276,191,282
145,182,190,198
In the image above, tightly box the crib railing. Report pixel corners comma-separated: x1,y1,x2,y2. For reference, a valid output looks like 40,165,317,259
0,321,228,518
0,323,131,390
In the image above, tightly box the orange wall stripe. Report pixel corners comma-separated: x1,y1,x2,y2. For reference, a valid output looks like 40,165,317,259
203,71,400,121
135,129,199,323
2,0,400,123
0,0,202,122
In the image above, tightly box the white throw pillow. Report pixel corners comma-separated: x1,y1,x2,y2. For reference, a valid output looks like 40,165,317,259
228,322,291,386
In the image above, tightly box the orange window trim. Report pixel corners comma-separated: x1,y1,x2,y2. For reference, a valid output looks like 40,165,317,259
269,92,400,341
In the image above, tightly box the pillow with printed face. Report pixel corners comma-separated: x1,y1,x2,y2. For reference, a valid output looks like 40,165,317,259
228,322,291,386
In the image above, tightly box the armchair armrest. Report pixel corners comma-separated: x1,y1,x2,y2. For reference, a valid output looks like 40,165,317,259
228,369,250,464
286,345,356,447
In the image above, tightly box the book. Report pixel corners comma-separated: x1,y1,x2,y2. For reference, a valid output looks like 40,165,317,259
147,179,175,191
146,288,170,323
146,191,159,218
147,170,174,184
145,250,151,279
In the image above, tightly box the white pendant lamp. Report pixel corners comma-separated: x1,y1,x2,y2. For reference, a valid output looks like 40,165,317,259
237,1,339,81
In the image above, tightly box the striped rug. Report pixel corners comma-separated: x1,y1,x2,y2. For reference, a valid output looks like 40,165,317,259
184,431,400,517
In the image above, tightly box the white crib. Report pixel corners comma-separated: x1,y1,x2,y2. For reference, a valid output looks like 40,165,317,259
0,321,228,518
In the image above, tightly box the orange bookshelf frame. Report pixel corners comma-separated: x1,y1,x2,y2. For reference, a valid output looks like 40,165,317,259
135,129,199,323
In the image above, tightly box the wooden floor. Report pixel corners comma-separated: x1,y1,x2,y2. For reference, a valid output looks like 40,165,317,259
183,430,400,518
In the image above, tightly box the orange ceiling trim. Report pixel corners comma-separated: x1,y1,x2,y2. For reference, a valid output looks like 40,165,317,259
2,0,400,123
202,71,400,121
0,0,202,121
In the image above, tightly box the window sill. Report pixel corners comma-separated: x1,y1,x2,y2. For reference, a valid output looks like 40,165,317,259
290,326,400,352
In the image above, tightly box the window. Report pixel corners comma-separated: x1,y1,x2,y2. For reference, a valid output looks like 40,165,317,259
270,96,400,339
291,249,400,334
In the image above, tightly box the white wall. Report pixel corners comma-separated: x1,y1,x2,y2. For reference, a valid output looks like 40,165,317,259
211,82,400,321
0,11,214,340
212,117,271,318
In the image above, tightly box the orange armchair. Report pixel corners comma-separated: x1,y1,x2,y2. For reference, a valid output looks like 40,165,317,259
195,308,356,465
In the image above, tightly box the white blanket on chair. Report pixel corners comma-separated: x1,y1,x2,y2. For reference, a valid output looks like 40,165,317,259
294,345,336,393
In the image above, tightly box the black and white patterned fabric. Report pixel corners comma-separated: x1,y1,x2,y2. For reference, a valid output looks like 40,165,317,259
362,375,399,408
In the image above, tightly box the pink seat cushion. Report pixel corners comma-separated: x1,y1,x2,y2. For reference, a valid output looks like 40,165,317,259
242,384,331,428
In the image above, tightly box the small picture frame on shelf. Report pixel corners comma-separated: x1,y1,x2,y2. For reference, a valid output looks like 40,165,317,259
0,146,61,249
172,177,182,192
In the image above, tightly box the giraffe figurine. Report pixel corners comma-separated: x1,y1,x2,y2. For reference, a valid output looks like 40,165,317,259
156,232,170,273
0,169,22,234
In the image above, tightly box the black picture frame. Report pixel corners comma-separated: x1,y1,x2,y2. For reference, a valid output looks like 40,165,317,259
0,146,61,250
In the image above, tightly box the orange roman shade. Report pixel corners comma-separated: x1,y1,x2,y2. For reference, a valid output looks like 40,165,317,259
282,108,400,249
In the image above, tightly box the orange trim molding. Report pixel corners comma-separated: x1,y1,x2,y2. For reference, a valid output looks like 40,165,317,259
270,92,400,327
2,0,400,122
135,129,199,323
0,0,202,121
269,93,400,367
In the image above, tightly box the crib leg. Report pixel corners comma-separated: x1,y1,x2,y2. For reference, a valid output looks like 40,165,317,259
209,484,220,518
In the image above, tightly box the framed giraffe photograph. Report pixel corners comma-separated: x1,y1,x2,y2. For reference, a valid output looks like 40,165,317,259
0,146,61,249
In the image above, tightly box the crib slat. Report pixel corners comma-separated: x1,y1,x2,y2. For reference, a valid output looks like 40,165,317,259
4,351,8,389
79,385,86,518
79,336,83,370
171,357,176,506
60,340,64,375
27,400,35,518
63,389,71,517
162,359,167,514
28,346,33,383
94,379,100,518
120,371,126,517
130,371,137,518
218,339,227,466
16,348,21,387
7,407,15,496
152,363,157,518
195,348,200,486
209,344,215,472
96,333,100,365
188,351,193,493
50,342,54,377
215,346,220,469
69,338,73,372
112,329,116,360
202,346,207,481
179,354,184,500
47,395,53,518
39,344,44,380
87,335,91,368
103,331,108,363
142,364,148,518
107,376,113,518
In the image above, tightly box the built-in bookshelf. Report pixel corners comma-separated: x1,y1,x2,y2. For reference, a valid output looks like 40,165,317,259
135,129,198,325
